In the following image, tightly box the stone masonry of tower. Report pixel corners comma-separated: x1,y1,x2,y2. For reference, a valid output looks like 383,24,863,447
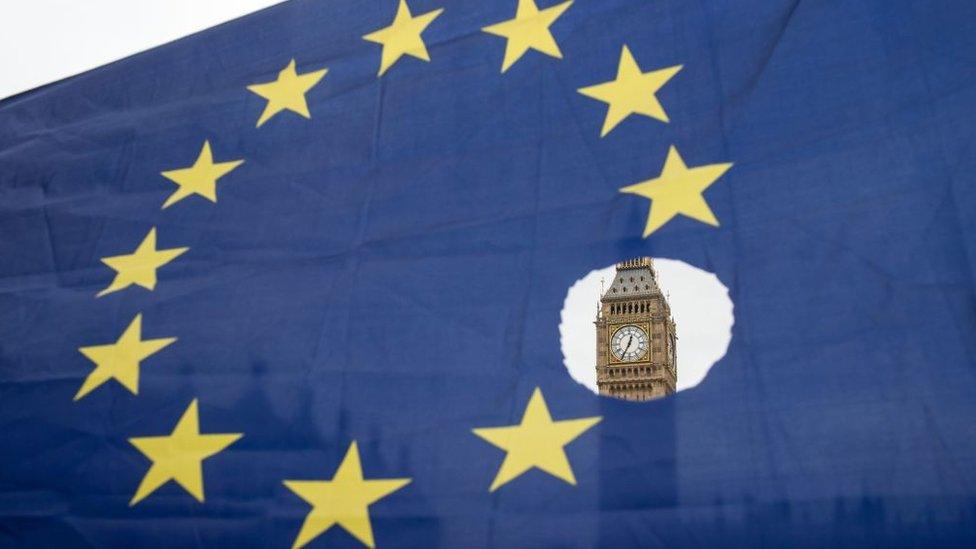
595,258,677,401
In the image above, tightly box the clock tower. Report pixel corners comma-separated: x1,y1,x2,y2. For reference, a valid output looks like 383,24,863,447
595,258,677,401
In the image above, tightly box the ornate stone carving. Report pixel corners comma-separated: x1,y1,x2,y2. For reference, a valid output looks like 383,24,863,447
595,258,677,401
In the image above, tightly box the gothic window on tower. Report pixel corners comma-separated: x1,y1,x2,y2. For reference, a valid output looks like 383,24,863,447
559,256,734,401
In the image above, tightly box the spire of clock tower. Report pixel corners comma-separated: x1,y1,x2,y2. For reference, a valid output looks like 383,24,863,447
602,258,663,301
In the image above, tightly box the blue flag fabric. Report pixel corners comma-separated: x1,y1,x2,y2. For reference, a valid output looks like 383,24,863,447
2,0,976,546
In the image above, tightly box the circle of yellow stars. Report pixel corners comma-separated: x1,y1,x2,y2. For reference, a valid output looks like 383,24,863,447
70,0,734,546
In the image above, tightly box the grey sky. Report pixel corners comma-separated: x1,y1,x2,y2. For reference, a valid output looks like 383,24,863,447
1,1,282,100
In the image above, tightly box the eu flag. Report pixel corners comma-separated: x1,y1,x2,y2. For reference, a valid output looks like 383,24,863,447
2,0,976,546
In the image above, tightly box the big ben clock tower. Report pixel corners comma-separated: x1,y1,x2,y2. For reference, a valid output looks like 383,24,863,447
595,258,677,401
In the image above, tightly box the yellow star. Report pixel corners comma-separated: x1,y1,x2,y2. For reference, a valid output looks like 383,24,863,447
363,0,444,76
577,45,683,136
97,228,189,298
620,145,733,237
284,442,411,549
128,399,242,506
246,59,328,127
482,0,574,73
472,387,601,492
160,141,244,209
74,314,176,401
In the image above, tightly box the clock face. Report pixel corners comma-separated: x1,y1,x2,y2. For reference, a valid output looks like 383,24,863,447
611,325,648,362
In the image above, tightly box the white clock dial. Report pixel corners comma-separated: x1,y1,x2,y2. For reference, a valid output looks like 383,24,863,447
611,325,648,362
